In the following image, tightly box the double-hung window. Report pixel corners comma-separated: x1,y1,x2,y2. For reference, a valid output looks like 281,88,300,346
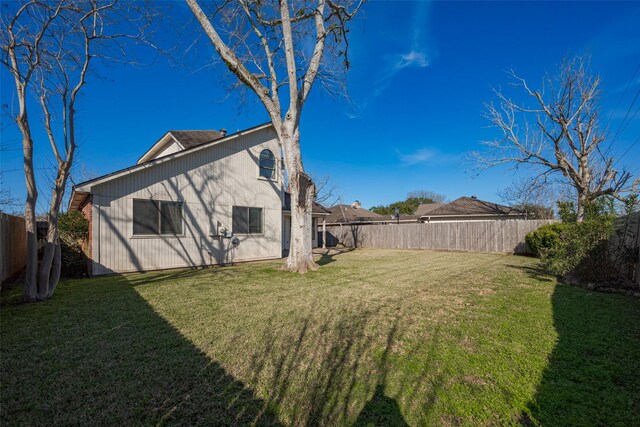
133,199,183,236
232,206,263,234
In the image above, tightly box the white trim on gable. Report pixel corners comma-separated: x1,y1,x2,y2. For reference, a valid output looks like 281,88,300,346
137,132,185,164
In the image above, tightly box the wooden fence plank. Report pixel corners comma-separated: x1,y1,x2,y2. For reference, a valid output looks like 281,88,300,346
326,216,639,286
326,219,556,255
1,213,27,283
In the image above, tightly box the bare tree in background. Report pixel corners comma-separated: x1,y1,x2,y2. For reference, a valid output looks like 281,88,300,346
473,56,637,222
0,172,20,214
185,0,363,272
1,0,152,301
314,175,342,207
406,190,446,204
499,177,557,219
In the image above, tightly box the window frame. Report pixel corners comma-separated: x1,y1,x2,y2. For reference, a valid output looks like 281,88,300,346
258,149,277,180
232,205,264,235
132,198,184,237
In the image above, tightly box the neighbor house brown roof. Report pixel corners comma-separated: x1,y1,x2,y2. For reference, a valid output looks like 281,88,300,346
169,130,226,149
414,203,446,216
325,205,385,224
420,197,524,217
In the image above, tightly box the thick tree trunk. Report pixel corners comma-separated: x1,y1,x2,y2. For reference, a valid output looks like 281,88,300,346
23,195,38,301
48,242,62,297
280,127,318,273
39,224,62,299
38,166,69,299
576,192,587,222
322,219,326,249
18,113,38,302
286,172,318,272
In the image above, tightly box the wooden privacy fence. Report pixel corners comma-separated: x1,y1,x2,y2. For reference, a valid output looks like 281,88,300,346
611,212,640,286
1,212,27,283
326,219,555,254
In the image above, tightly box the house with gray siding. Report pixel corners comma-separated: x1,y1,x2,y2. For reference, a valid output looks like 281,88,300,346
69,123,328,276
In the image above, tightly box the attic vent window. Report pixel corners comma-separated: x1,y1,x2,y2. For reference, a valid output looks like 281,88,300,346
259,149,276,179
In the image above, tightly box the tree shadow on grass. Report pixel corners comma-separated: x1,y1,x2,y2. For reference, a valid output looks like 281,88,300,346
315,248,355,266
244,303,443,426
0,274,282,425
505,262,555,283
523,284,640,426
353,384,409,427
2,265,446,426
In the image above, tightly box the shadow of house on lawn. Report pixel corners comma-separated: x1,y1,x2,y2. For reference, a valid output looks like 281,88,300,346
524,283,640,426
0,274,282,425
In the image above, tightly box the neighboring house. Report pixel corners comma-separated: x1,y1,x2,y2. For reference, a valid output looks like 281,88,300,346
326,202,420,225
325,202,384,225
69,123,327,276
417,196,527,222
414,203,446,217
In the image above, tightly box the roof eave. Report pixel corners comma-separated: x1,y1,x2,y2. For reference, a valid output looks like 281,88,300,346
68,189,89,212
283,209,331,216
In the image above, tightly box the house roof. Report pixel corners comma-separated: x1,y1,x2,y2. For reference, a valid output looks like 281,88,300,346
420,197,524,217
137,129,228,164
325,204,385,224
414,203,446,216
169,130,226,149
282,192,331,216
68,122,272,211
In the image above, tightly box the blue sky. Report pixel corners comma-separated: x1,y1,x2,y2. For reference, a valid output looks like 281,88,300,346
2,0,640,213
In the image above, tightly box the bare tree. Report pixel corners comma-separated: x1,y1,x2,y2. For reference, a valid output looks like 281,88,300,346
473,57,637,221
1,0,153,301
0,172,20,214
185,0,363,272
499,177,557,219
314,174,342,207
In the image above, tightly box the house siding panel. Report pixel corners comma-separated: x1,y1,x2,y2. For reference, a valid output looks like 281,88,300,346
90,127,282,275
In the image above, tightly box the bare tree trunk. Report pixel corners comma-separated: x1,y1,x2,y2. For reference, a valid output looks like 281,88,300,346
17,111,38,301
280,128,318,272
577,192,587,222
322,218,326,249
38,165,68,298
49,242,61,297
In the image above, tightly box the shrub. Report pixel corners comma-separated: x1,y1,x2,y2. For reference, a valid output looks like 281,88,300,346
58,211,89,278
58,211,89,240
525,223,570,257
540,217,615,282
534,196,638,287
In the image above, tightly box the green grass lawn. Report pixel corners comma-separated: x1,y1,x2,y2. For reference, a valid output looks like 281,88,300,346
2,249,639,426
